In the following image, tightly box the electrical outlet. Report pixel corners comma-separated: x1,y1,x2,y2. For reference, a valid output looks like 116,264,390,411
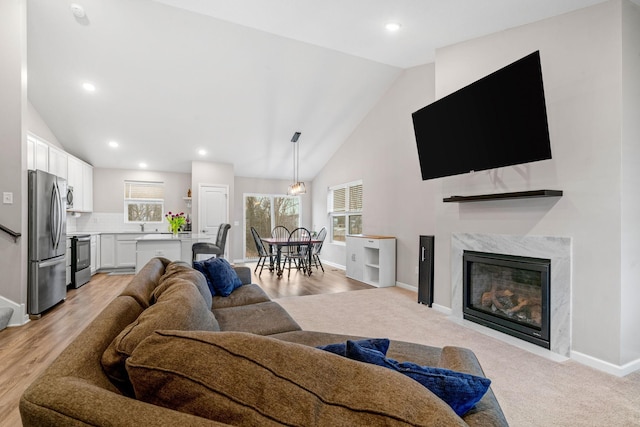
2,192,13,204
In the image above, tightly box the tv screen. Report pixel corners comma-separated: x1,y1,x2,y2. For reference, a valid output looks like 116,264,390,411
412,51,551,180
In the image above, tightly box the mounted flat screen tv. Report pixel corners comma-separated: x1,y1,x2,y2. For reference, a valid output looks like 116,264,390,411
412,51,551,180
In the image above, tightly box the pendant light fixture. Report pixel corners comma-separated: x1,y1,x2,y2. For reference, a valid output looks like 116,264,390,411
287,132,306,195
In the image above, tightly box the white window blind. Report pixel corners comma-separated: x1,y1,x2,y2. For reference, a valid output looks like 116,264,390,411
124,181,165,223
328,180,363,242
124,181,165,200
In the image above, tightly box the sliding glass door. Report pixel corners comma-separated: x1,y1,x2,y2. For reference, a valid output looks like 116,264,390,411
244,194,300,259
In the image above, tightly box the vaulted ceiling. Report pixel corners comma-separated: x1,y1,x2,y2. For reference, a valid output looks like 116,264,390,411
27,0,611,180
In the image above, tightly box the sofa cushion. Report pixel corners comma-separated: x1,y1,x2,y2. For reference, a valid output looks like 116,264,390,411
126,330,466,427
154,261,212,309
211,283,271,309
119,257,170,308
102,279,220,391
346,340,491,417
317,338,390,357
213,301,301,335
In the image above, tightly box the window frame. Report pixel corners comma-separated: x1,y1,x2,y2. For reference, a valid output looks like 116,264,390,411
328,180,363,244
124,180,165,224
243,193,302,259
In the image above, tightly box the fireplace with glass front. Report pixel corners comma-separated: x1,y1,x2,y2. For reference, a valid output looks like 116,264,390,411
463,251,551,349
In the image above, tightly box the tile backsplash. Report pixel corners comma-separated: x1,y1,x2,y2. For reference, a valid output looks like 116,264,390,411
68,212,167,233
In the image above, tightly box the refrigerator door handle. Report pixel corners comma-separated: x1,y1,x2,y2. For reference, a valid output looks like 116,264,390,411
39,256,66,268
51,182,62,249
50,184,57,248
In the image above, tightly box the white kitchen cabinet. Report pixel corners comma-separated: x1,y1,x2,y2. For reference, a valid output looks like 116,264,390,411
27,137,35,170
67,156,93,212
90,234,100,274
100,234,116,269
35,139,49,172
48,146,68,180
181,239,193,264
82,161,93,212
136,240,181,273
27,135,50,172
116,234,144,268
345,235,396,287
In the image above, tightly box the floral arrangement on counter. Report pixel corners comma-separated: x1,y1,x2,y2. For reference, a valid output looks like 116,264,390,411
165,211,186,235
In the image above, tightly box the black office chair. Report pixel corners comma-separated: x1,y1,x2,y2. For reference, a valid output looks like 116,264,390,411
250,227,271,276
192,223,231,264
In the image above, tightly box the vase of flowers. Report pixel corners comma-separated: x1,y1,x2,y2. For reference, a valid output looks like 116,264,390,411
165,211,186,236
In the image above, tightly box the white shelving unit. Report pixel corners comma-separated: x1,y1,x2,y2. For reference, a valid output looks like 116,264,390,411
346,235,396,287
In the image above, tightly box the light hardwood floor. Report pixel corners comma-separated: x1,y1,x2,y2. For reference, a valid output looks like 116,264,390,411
0,262,371,426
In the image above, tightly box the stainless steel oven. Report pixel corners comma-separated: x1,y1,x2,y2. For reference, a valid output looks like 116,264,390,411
71,234,91,288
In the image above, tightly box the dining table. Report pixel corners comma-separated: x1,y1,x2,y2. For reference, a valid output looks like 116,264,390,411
260,236,322,278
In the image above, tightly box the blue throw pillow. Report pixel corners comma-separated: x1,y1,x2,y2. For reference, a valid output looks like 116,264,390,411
316,338,390,357
192,260,216,296
345,340,491,417
202,257,243,297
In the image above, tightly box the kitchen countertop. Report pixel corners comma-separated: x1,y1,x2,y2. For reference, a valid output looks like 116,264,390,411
136,233,213,242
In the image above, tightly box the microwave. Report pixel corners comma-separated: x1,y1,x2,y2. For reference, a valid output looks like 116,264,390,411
66,186,74,209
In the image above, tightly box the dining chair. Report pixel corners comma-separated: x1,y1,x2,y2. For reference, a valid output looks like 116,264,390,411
282,227,311,278
250,227,271,276
310,227,327,272
271,225,289,239
192,223,231,264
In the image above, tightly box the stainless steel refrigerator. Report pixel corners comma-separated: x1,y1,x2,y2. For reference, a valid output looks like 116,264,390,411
28,170,67,316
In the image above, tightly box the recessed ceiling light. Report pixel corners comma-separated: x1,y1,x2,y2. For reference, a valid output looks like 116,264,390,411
139,162,147,168
70,3,86,18
82,82,96,92
385,22,401,32
198,149,207,156
108,141,119,148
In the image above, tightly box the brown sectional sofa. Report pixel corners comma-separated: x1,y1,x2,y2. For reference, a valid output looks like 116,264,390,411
20,257,509,426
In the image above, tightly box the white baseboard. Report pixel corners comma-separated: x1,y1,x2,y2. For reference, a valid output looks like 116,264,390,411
571,351,640,377
395,281,417,292
320,260,345,270
432,304,452,315
0,296,28,326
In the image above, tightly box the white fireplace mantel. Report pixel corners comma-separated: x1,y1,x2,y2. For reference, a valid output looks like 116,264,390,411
451,233,572,357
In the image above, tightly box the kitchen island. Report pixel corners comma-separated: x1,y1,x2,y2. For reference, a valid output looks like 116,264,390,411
135,233,214,272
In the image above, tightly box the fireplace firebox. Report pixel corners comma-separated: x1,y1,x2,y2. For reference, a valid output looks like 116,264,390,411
463,251,551,349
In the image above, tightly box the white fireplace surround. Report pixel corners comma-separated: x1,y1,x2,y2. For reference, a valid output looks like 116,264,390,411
451,233,571,357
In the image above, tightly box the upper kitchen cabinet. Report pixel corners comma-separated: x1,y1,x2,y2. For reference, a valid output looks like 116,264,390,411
27,134,94,211
48,146,68,180
27,134,49,172
67,155,93,212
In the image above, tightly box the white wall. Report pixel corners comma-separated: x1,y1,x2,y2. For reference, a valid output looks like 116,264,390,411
26,101,63,149
233,176,312,262
620,0,640,365
0,0,27,323
191,160,234,253
311,0,639,370
92,168,191,214
75,168,191,233
434,0,628,367
312,63,437,283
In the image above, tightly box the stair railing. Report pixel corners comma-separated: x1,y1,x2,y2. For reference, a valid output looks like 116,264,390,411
0,223,21,243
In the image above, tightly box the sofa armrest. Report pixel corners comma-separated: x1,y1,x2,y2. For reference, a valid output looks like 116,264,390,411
233,266,252,285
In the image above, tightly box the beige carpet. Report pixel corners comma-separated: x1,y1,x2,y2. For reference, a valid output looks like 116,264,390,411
275,287,640,427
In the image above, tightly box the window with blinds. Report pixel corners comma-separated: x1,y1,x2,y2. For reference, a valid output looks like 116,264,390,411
328,180,363,243
124,181,165,223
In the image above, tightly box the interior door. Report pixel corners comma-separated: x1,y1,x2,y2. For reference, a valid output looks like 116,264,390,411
198,185,228,239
